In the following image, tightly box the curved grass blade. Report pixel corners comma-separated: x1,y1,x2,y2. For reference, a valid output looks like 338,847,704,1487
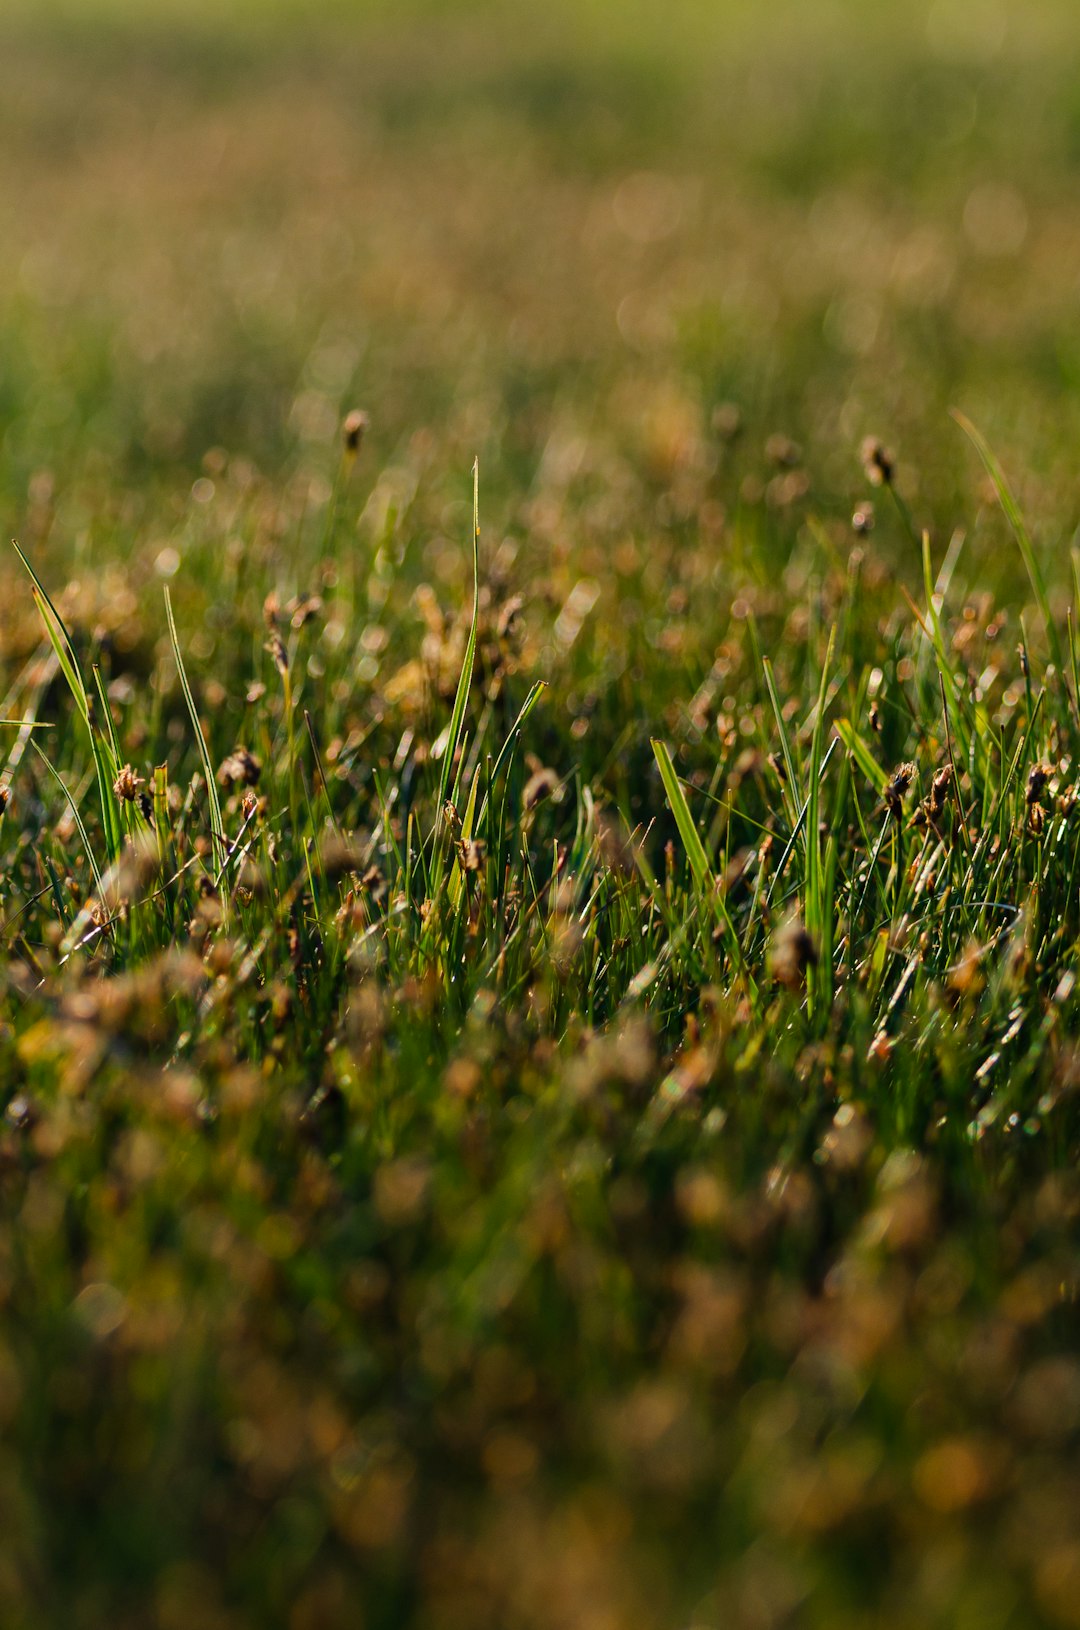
652,737,757,1007
32,740,103,894
475,680,546,837
12,541,88,724
164,586,228,891
14,543,122,861
436,459,481,825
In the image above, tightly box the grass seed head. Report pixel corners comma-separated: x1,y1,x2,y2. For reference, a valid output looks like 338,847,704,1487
884,761,917,820
928,766,953,820
219,748,262,788
113,764,145,802
342,408,369,455
860,435,894,486
1026,762,1052,806
523,767,559,811
711,402,743,442
265,633,289,676
770,914,819,989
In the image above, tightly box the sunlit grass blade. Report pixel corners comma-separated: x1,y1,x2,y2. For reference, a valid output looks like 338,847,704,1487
436,459,481,827
12,541,89,724
447,765,480,914
164,586,228,890
652,737,757,1007
762,656,799,826
475,681,546,837
834,718,888,794
32,740,103,894
14,544,124,862
651,739,710,889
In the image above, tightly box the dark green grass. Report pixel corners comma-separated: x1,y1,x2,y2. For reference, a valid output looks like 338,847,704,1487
2,4,1080,1629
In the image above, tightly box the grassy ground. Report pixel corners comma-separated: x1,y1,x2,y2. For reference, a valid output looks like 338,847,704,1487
3,2,1080,1626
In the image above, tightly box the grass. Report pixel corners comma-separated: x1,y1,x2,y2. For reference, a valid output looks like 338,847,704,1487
2,2,1080,1627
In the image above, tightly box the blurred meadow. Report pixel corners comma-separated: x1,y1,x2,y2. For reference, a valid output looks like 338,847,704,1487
5,0,1080,1626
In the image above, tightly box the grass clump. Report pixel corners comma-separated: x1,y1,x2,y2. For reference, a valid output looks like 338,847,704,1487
2,3,1080,1628
1,416,1079,1630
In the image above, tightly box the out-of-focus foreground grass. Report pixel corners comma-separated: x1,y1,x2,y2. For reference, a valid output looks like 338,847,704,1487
4,3,1080,1629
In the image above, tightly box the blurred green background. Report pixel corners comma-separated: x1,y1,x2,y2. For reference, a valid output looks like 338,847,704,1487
4,0,1080,556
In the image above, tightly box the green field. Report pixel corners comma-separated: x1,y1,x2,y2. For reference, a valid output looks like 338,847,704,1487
3,2,1080,1625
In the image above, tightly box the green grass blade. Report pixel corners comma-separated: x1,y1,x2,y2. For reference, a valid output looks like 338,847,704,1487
762,656,800,826
15,547,124,861
651,739,711,890
834,718,888,794
12,542,89,724
165,586,228,888
652,737,757,1007
475,680,546,838
32,740,104,894
436,459,481,825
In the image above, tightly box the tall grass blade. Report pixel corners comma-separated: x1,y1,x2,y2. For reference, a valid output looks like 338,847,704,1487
436,460,482,824
164,587,228,888
652,737,757,1006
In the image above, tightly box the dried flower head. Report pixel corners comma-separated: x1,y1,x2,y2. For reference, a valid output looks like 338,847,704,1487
321,836,363,881
219,748,262,788
113,764,145,802
458,838,486,873
343,409,369,455
496,595,524,640
1027,762,1052,807
523,767,559,811
884,761,917,820
287,593,324,630
265,633,289,677
711,402,743,442
928,766,953,820
770,915,819,989
765,433,802,468
860,436,894,487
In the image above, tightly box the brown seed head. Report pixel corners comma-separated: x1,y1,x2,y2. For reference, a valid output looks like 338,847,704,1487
113,764,145,802
458,838,486,873
523,767,559,811
928,766,952,819
860,436,894,487
765,433,802,469
770,915,819,989
265,633,289,677
711,402,743,442
343,409,369,455
884,761,917,820
1026,762,1052,807
219,747,262,788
